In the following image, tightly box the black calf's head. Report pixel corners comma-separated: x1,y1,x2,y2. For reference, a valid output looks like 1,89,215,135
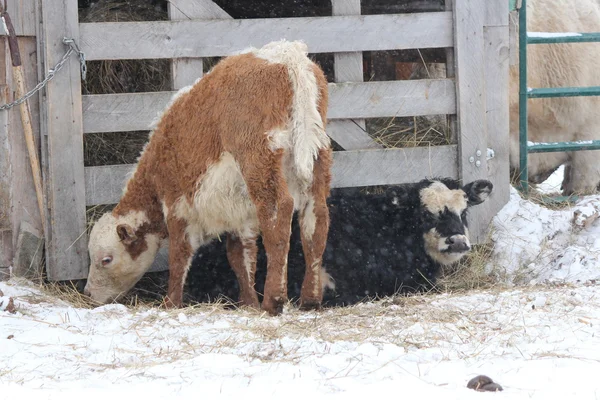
418,179,493,265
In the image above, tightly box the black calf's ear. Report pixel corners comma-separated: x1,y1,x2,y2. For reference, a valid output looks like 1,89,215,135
463,180,493,206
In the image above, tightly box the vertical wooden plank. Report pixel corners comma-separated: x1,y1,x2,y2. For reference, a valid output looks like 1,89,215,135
329,0,381,150
0,41,11,279
40,0,88,281
6,38,43,246
453,0,488,243
168,0,232,89
2,0,37,36
485,0,509,26
444,0,458,144
483,1,510,224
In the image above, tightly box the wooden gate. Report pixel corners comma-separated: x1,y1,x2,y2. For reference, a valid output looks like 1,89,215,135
28,0,510,281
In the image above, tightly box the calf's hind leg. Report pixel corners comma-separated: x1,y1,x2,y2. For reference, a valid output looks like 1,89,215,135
299,148,333,310
239,150,295,316
226,232,260,309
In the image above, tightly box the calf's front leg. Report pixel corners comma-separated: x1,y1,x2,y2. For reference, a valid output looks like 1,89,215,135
164,216,194,308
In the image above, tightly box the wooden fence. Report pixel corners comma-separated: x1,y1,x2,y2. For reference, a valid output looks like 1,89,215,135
1,0,510,281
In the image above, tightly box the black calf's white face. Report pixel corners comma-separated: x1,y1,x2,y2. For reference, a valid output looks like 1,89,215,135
419,180,493,265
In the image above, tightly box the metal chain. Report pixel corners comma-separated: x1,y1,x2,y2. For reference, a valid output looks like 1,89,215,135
0,38,86,111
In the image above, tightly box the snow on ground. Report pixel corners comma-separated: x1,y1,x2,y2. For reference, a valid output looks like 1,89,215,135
490,166,600,285
2,167,600,399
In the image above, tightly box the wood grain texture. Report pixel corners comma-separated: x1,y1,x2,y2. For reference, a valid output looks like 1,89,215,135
482,24,510,229
485,0,509,27
5,38,44,255
327,120,381,150
168,0,232,89
79,12,454,60
41,1,88,281
454,0,488,243
84,146,459,206
2,0,37,36
0,42,10,234
330,0,381,150
82,79,457,133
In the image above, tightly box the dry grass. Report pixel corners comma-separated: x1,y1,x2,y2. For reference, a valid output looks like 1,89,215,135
80,0,170,167
436,237,500,293
84,131,149,167
367,115,453,148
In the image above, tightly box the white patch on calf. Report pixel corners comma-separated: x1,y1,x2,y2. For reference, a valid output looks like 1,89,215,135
301,197,317,238
173,152,259,249
422,228,468,266
420,181,468,216
311,259,321,298
86,212,161,304
321,268,335,291
267,128,292,152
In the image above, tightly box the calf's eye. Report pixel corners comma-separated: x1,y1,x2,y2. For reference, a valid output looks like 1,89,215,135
101,256,113,266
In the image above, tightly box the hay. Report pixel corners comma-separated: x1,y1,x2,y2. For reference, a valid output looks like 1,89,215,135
367,115,453,148
80,0,170,168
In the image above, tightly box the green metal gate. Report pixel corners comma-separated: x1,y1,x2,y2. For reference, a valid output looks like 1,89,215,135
517,0,600,195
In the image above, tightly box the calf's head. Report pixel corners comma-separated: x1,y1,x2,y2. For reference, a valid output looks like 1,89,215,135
84,212,162,304
418,179,493,265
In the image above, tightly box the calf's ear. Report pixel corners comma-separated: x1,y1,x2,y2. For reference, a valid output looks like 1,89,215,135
463,180,493,206
117,224,138,245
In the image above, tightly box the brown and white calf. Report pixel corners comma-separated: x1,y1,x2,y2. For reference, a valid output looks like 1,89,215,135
84,40,333,315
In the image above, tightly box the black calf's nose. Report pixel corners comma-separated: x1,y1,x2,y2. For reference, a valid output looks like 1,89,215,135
447,235,470,252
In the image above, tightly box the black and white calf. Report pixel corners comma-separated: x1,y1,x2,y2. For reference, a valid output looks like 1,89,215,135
181,178,493,307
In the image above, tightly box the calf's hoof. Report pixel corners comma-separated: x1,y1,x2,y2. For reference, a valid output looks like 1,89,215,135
299,299,322,311
237,294,260,310
262,296,286,316
162,297,182,309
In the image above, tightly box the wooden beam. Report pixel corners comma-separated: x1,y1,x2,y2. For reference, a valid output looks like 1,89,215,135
84,146,459,206
168,0,232,90
329,0,381,150
453,0,488,243
79,12,454,60
82,79,457,133
40,1,88,281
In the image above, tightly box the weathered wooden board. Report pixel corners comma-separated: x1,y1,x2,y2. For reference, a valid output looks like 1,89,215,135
454,0,488,243
40,1,88,281
5,38,44,256
84,145,459,206
168,0,231,20
329,0,381,151
485,0,509,27
1,0,37,36
483,11,510,226
168,0,232,89
0,42,10,235
82,79,457,133
79,12,454,60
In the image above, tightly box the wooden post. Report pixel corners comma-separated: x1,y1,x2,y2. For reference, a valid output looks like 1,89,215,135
329,0,381,150
1,6,46,237
453,0,489,243
483,0,510,225
0,39,10,280
40,0,88,281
